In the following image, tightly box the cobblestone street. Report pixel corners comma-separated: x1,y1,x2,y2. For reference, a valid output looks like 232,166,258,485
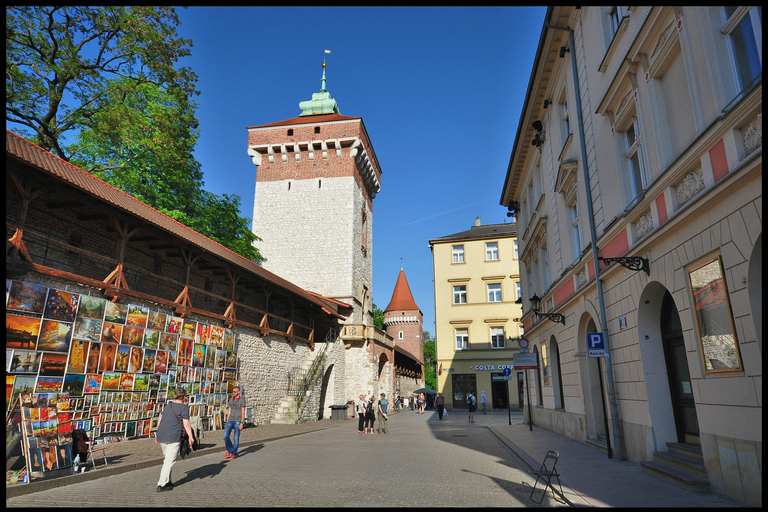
8,410,559,508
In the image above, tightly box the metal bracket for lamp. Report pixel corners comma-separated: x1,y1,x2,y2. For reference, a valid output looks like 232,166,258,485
528,294,565,325
598,256,650,275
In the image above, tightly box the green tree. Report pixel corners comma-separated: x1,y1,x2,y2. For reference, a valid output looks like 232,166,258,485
372,303,384,330
423,331,436,389
6,6,262,262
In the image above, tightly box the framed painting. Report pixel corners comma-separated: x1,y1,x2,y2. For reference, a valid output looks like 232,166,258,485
9,349,42,374
85,342,101,374
126,305,149,327
43,289,80,323
77,295,106,321
7,281,48,314
84,374,102,394
36,376,64,394
62,374,85,397
114,345,131,372
146,311,168,332
159,332,178,352
181,320,196,340
121,325,145,347
99,343,116,372
688,256,743,373
37,319,73,353
101,322,123,344
143,329,160,349
73,317,103,342
39,352,68,377
6,314,42,350
101,372,121,390
142,349,156,373
104,302,128,324
127,347,144,374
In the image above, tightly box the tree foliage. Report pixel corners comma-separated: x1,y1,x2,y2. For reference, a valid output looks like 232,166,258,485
372,303,385,330
6,6,262,262
423,331,436,389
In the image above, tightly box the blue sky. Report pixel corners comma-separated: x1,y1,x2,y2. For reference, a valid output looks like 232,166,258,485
174,6,547,335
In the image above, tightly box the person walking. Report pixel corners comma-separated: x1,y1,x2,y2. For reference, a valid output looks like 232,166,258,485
357,394,367,433
364,396,376,434
223,385,246,459
480,391,488,414
467,392,477,423
435,392,446,420
155,386,194,492
418,392,426,414
377,393,389,434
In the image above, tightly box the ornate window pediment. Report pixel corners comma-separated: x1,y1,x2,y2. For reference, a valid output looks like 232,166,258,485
556,160,579,206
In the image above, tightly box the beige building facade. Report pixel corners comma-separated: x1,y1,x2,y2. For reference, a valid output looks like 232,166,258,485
430,218,523,411
500,6,761,506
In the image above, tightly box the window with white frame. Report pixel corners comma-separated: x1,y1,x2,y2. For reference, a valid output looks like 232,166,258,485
620,116,647,206
516,281,522,300
487,283,502,303
513,240,519,259
567,198,581,263
485,242,499,261
560,94,572,143
455,328,469,350
398,331,403,340
453,285,467,305
721,6,762,94
490,326,505,349
609,6,624,38
452,244,465,263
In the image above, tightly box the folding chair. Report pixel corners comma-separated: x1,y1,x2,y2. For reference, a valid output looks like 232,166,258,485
529,449,563,504
85,437,109,468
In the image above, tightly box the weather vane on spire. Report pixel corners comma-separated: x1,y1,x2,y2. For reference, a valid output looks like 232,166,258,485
323,49,330,68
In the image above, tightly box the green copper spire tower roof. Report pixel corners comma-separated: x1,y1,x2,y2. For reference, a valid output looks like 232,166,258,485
299,59,340,116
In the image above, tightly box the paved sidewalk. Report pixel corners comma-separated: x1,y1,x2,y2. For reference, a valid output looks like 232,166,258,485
6,420,337,499
468,410,747,507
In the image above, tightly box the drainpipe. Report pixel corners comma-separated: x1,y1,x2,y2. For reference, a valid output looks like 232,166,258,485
544,19,623,461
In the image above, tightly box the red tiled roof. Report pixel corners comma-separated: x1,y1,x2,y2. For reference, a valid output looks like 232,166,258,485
5,130,344,320
384,269,420,313
247,113,361,129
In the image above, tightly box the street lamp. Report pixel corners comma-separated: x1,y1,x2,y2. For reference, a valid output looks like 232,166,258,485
529,294,565,325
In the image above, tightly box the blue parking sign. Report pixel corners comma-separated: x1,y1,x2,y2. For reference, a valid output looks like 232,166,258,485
587,332,605,357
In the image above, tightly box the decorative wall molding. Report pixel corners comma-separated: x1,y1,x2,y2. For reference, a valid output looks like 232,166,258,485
634,211,654,239
675,167,705,207
744,113,762,153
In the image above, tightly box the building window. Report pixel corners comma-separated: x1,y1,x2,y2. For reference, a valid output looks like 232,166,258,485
516,281,522,300
361,211,367,255
486,242,499,261
608,6,624,38
314,126,321,134
540,241,550,291
452,245,465,263
722,6,762,93
560,96,571,140
455,328,469,350
487,283,502,303
540,342,550,386
453,285,467,305
513,241,519,259
287,129,293,136
399,331,403,340
567,199,581,264
620,117,646,206
490,326,505,349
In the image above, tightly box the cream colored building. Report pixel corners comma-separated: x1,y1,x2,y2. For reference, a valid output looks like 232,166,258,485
429,218,523,411
500,6,761,506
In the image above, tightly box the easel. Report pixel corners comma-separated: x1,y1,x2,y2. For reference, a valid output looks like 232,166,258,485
5,395,31,481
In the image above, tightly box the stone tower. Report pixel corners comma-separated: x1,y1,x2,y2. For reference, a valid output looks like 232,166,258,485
383,267,424,365
246,60,382,326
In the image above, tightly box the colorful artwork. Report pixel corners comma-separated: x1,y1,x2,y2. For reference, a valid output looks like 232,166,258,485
39,352,68,376
77,295,106,320
7,281,49,314
126,304,149,327
114,345,131,372
223,329,235,351
142,349,156,373
36,376,64,393
192,343,206,368
9,349,42,374
99,343,116,372
43,289,80,323
62,373,85,397
166,316,183,334
104,302,128,324
67,339,88,374
181,320,196,340
73,316,103,341
37,319,73,353
159,332,178,351
84,374,102,394
147,311,167,332
85,342,101,374
101,322,123,343
119,373,135,391
127,347,144,374
154,350,169,374
209,325,224,347
143,329,160,349
178,338,193,366
133,374,149,391
204,345,216,369
6,314,42,350
122,325,145,346
102,372,121,390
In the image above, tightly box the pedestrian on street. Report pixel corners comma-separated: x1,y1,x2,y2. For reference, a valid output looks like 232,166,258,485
357,394,367,433
467,393,476,423
435,392,446,420
377,393,389,434
365,396,376,434
410,394,415,411
480,391,487,414
155,386,194,492
223,385,246,459
418,392,426,414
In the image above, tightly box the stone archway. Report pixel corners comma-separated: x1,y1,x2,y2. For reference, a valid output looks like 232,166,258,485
550,335,565,410
747,232,762,353
317,364,335,420
377,353,392,399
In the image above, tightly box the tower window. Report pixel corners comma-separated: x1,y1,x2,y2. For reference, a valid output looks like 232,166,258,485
318,180,322,189
287,129,293,136
288,182,291,190
399,331,403,340
314,126,320,134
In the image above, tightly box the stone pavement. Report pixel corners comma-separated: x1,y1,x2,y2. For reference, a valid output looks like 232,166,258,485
6,408,749,507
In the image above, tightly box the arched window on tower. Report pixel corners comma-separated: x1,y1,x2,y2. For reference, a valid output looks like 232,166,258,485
361,210,368,255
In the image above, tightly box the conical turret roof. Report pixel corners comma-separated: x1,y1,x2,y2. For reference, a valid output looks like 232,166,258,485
384,269,420,312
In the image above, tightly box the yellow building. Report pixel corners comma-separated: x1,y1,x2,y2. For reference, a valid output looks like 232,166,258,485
429,218,523,411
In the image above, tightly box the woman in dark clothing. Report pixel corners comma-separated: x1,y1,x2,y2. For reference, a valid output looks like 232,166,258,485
365,396,376,434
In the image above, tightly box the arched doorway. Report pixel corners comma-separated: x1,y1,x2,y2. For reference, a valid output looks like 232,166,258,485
747,232,762,352
317,364,335,420
550,336,565,410
661,291,700,445
578,314,607,441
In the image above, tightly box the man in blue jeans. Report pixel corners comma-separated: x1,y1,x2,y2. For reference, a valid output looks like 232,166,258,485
224,386,246,459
